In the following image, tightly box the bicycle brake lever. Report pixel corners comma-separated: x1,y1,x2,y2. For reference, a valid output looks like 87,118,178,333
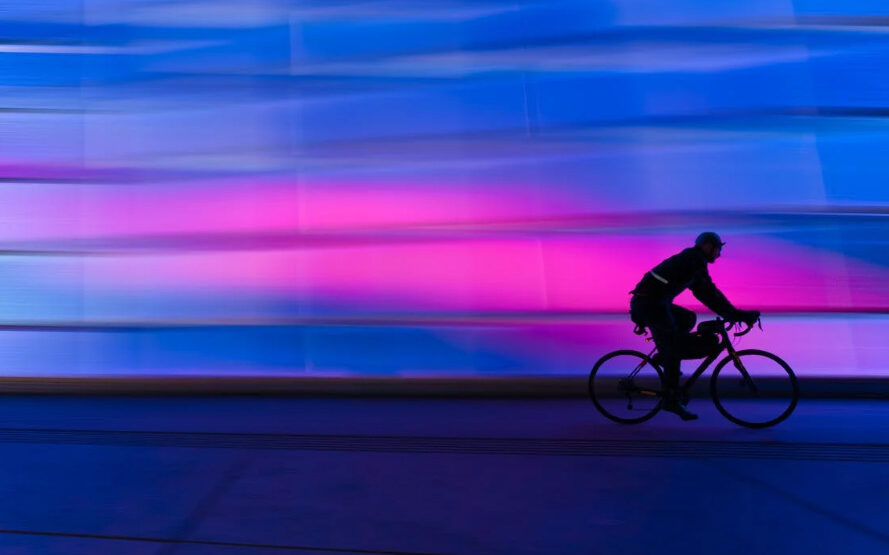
757,317,763,331
734,321,755,337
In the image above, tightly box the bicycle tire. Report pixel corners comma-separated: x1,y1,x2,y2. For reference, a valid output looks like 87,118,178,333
710,349,799,428
589,350,663,424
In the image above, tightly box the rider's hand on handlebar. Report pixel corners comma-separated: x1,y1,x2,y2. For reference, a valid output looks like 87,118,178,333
730,309,760,326
741,309,760,326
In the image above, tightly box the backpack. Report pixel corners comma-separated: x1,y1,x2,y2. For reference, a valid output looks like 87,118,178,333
680,330,721,359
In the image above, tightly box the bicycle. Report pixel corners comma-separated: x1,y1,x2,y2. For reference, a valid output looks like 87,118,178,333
588,317,798,428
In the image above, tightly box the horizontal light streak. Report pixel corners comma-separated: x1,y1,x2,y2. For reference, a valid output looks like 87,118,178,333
3,235,882,315
293,42,820,78
0,315,884,377
0,41,220,55
0,310,886,331
0,212,883,254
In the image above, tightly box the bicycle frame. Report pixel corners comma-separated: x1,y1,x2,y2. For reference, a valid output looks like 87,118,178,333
630,319,755,397
592,315,797,428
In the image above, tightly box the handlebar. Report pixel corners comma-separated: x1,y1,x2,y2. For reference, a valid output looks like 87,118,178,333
641,315,763,339
720,316,762,337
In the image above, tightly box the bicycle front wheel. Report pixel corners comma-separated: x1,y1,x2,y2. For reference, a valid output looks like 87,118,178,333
589,350,663,424
710,349,799,428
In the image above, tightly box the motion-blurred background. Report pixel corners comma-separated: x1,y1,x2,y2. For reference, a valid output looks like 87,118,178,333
1,0,887,378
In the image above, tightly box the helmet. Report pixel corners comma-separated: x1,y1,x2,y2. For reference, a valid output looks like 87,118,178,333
695,231,725,248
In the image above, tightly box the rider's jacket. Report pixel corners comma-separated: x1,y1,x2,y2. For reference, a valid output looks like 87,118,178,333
630,246,737,318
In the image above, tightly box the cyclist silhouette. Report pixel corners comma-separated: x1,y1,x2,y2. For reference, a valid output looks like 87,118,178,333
629,232,759,420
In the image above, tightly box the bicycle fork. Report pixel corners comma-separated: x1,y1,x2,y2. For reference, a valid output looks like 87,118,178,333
730,350,758,394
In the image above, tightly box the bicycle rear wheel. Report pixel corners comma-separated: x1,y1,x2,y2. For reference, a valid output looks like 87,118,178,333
589,350,663,424
710,349,799,428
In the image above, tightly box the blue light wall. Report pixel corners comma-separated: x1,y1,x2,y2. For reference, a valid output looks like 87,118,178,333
1,0,887,377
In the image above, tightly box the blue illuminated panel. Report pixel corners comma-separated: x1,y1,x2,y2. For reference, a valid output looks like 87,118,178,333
1,1,887,377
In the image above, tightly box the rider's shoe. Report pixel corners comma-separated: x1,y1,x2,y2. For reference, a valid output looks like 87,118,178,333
661,393,698,421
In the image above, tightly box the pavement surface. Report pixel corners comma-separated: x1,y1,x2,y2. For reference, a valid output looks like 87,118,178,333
0,396,886,554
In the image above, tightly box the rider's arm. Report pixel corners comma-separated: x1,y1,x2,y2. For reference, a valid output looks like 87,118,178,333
690,268,739,320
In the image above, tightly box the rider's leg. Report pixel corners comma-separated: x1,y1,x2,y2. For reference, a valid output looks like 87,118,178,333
640,304,698,420
670,304,697,335
637,303,682,390
668,304,698,365
654,338,681,393
669,304,696,363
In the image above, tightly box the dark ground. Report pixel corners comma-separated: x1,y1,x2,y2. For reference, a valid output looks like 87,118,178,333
0,396,885,554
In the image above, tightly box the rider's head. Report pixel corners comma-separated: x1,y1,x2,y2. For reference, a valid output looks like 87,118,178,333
695,232,725,263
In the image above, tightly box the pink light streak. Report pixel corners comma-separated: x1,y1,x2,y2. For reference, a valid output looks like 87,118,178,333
0,171,589,243
80,235,889,313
